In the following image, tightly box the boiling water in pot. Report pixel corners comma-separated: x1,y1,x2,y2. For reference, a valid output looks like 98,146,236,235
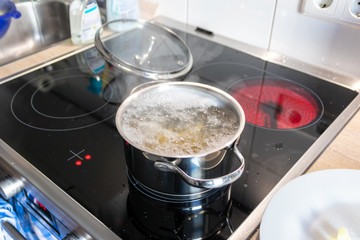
119,85,240,156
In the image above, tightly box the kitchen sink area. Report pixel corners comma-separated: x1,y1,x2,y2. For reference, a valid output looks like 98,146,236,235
0,0,70,66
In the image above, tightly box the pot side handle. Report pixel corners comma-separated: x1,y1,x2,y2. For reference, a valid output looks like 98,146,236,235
154,146,245,189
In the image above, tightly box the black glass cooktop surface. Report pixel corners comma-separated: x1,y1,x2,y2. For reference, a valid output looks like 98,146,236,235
0,28,358,239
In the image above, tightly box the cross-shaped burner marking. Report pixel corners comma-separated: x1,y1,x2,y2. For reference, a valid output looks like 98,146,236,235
67,149,85,161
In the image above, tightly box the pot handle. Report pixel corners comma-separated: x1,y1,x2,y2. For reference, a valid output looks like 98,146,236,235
154,146,245,189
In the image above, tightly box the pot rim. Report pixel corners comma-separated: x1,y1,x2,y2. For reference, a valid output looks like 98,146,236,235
115,81,246,158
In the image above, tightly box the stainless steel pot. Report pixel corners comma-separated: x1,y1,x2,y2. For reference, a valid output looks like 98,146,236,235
116,82,246,197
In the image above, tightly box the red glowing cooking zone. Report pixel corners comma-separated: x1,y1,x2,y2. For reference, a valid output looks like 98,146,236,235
231,79,321,129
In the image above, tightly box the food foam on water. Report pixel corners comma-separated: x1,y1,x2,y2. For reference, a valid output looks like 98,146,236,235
120,86,240,156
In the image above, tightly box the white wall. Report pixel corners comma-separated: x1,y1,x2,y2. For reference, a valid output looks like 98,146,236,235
187,0,276,50
269,0,360,78
152,0,276,50
153,0,188,23
150,0,360,78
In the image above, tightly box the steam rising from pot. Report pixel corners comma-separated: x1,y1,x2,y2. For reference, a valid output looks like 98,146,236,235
117,83,242,157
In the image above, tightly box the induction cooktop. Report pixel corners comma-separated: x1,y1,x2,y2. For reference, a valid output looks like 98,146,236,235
0,23,358,239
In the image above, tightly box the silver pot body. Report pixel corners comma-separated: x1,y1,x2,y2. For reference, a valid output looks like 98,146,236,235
124,139,244,198
116,82,246,197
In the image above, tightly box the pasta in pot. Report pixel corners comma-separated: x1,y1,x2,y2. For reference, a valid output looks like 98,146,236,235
117,83,243,157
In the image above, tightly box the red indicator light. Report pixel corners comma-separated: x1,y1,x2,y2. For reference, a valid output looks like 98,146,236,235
85,154,91,160
36,200,47,211
75,160,82,166
33,198,47,211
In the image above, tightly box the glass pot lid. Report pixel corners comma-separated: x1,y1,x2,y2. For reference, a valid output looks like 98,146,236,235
95,19,193,80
